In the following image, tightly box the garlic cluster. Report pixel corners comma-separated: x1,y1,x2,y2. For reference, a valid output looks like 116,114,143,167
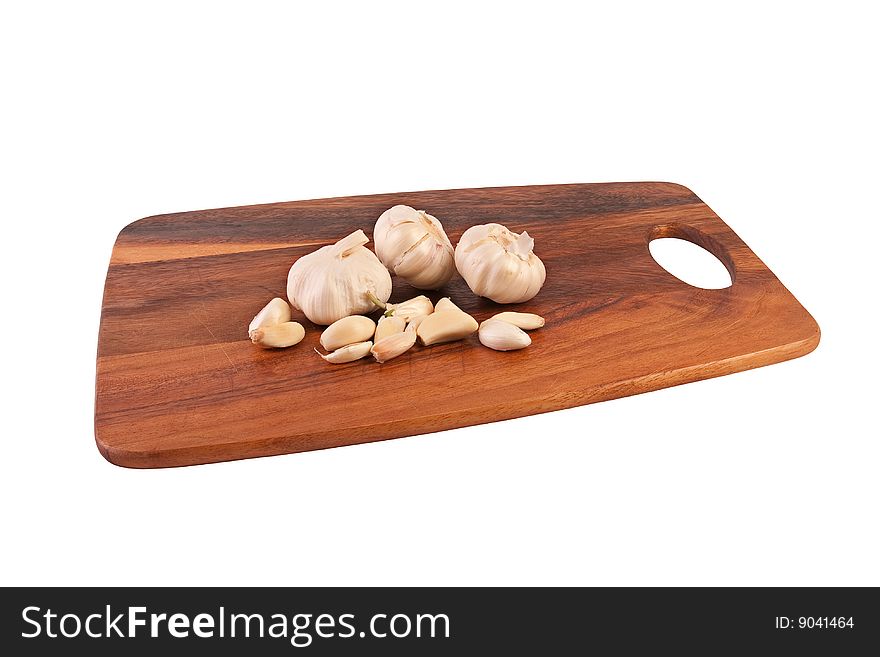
311,293,545,363
251,201,553,367
371,298,424,363
248,297,306,349
454,223,546,303
314,295,429,364
374,205,456,290
287,230,392,325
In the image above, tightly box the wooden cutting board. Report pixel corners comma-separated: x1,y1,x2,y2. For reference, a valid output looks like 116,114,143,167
95,182,819,468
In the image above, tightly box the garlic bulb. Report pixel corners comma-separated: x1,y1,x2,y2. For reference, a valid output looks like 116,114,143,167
454,224,546,303
373,205,456,290
287,230,392,325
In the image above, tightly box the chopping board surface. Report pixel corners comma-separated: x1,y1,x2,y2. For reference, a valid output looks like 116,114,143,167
95,182,819,467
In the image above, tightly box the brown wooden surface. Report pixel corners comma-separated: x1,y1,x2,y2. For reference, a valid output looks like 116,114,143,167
95,182,819,468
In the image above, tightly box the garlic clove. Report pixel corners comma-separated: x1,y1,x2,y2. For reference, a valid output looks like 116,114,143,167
371,330,417,363
433,297,461,313
384,295,434,320
248,297,291,334
454,223,546,304
416,310,478,346
406,314,427,333
320,315,377,351
250,322,306,349
393,236,456,290
373,205,456,290
485,311,545,330
374,207,428,266
374,315,406,342
478,319,531,351
287,229,392,325
316,341,373,364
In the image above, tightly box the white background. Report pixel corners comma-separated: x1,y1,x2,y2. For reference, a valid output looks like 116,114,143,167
1,1,877,586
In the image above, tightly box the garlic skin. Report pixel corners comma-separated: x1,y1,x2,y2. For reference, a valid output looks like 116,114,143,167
287,230,392,325
454,224,546,303
374,205,456,290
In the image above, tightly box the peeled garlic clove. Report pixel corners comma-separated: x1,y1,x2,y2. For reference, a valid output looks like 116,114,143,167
406,314,427,333
371,330,417,363
250,322,306,349
384,294,434,320
287,229,392,325
434,297,461,313
454,224,546,303
416,310,478,346
478,319,531,351
320,315,377,351
374,315,406,342
317,341,373,364
374,205,456,290
486,311,545,330
248,297,292,334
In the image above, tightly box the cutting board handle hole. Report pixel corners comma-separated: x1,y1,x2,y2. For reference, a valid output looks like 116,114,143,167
648,225,734,289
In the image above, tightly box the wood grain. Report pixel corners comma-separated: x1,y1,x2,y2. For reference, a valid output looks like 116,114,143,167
95,182,819,468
